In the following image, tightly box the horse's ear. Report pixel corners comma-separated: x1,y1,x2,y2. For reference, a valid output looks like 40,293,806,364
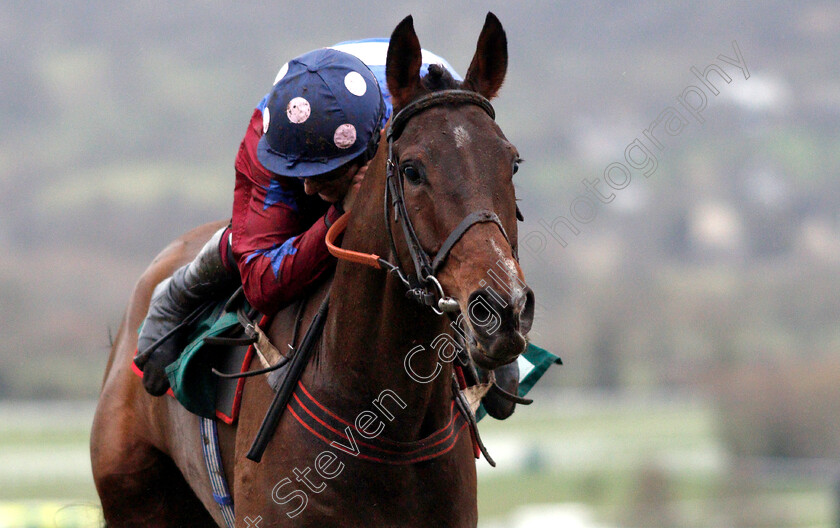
462,12,508,100
386,15,424,110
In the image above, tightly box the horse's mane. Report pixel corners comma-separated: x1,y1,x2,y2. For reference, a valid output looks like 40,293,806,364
422,63,461,92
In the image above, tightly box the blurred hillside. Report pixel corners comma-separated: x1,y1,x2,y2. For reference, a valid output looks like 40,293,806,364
1,0,839,432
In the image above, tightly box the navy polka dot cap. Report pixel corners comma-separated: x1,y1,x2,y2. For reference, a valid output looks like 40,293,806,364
257,48,385,178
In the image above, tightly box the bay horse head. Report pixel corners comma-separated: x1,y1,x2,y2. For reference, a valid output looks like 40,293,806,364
384,13,535,370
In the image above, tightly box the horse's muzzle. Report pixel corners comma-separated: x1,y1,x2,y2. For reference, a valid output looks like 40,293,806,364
466,286,535,369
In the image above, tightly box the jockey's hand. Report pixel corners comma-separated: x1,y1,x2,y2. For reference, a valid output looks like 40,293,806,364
341,161,370,213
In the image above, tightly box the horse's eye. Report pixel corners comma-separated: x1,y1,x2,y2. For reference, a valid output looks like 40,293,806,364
401,164,424,184
512,158,522,175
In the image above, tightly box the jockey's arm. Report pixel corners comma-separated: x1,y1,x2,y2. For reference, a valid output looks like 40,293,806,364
229,201,341,316
228,108,343,316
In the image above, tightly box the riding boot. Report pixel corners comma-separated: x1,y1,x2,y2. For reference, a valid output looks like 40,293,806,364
134,227,238,396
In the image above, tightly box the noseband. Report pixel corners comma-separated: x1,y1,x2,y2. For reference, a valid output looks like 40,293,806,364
327,89,517,315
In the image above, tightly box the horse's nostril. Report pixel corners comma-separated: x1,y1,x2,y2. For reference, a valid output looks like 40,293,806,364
467,286,535,338
519,287,535,334
467,288,500,337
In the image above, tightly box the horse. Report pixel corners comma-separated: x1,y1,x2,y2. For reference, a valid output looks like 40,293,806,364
90,13,534,527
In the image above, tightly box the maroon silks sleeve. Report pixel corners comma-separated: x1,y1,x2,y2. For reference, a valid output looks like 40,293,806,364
230,108,340,315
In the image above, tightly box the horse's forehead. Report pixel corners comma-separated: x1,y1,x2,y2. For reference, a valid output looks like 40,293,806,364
407,106,508,155
452,125,471,149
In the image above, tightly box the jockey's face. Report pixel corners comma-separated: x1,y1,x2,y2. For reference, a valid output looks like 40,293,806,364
301,161,358,203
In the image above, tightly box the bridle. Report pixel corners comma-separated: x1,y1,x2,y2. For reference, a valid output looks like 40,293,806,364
327,89,517,315
246,90,524,464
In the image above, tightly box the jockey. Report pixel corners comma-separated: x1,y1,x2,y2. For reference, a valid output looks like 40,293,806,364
134,41,461,396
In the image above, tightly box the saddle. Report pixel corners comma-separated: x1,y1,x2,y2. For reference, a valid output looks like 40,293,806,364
133,285,560,426
131,286,258,422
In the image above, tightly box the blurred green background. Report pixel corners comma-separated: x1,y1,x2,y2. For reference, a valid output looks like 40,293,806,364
2,1,839,526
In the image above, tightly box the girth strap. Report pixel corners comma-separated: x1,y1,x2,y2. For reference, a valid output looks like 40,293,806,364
199,417,235,527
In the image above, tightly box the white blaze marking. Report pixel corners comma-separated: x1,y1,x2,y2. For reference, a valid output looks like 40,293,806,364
490,239,522,298
453,125,470,148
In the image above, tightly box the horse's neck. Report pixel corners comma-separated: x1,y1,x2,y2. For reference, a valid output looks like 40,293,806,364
318,166,455,441
323,267,454,441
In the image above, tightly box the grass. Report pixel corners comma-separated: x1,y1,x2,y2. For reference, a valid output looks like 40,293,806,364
476,393,835,527
0,396,835,527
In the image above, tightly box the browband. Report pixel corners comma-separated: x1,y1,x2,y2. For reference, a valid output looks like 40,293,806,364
387,90,495,142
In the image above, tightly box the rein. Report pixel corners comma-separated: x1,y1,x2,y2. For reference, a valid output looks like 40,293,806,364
246,91,519,465
326,89,515,315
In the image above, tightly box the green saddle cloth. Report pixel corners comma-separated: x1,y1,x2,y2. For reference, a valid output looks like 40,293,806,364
164,299,561,421
165,300,251,418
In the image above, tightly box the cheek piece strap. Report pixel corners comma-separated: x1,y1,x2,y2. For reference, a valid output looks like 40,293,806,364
327,90,518,316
